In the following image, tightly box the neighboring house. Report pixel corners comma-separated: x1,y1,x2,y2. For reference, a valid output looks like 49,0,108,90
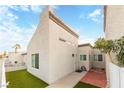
5,52,27,72
78,43,105,71
104,6,124,88
78,43,93,71
6,52,27,65
27,6,79,84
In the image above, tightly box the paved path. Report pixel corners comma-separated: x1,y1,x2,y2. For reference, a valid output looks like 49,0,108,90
80,69,107,88
47,71,87,88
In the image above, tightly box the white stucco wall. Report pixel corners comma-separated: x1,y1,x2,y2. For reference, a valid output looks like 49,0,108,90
49,18,78,84
27,7,50,84
7,52,23,65
78,46,92,71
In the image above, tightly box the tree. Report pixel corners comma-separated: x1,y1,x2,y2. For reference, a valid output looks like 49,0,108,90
94,38,114,63
114,36,124,65
95,36,124,66
13,44,21,53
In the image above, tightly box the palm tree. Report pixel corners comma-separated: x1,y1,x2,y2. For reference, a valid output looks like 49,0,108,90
13,44,21,53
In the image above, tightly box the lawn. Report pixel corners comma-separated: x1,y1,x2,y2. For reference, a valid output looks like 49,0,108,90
6,69,48,88
74,82,99,88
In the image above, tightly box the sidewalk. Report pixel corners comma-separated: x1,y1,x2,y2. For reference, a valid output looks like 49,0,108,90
47,71,87,88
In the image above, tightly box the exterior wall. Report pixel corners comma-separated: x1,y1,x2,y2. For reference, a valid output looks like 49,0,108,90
105,6,124,87
49,18,78,83
7,52,23,65
105,6,124,40
6,66,26,72
27,7,50,84
92,49,105,69
78,46,92,71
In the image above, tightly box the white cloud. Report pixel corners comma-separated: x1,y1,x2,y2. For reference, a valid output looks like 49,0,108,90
87,8,103,22
89,9,101,18
0,6,36,52
30,6,43,13
6,5,43,13
20,5,30,11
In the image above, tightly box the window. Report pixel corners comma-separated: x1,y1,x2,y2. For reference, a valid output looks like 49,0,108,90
32,53,39,69
93,55,97,61
80,55,87,61
98,54,103,61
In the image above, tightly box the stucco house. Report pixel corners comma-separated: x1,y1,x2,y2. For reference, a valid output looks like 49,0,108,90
27,6,79,84
78,43,105,71
104,5,124,88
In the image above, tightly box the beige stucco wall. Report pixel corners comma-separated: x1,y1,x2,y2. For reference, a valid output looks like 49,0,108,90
27,7,50,84
105,6,124,40
105,5,124,86
92,49,105,69
49,18,78,84
78,46,93,71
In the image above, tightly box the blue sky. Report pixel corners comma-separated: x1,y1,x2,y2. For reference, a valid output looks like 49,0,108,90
0,5,104,52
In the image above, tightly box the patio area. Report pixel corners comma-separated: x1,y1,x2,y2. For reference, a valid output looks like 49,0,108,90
80,68,107,88
6,69,48,88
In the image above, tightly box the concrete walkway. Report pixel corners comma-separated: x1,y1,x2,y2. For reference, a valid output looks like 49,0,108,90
47,71,87,88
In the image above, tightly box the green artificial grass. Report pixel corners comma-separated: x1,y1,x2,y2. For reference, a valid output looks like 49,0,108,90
6,69,48,88
74,82,99,88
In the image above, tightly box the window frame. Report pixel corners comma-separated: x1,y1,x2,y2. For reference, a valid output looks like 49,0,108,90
31,53,39,69
98,54,103,61
80,55,87,61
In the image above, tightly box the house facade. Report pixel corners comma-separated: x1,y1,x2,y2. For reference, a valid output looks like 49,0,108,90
78,43,105,71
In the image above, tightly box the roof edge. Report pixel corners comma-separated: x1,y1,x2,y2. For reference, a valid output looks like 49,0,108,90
78,43,93,48
49,11,79,38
